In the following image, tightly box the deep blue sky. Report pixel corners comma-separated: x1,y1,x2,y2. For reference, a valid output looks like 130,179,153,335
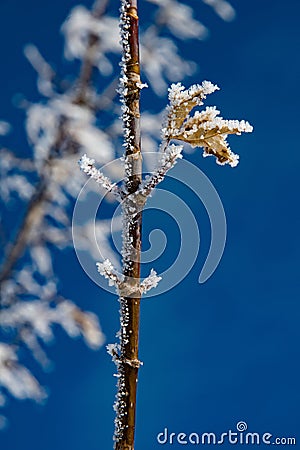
0,0,300,449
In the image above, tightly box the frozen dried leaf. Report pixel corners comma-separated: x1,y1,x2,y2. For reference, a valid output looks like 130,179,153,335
163,83,253,167
163,81,219,136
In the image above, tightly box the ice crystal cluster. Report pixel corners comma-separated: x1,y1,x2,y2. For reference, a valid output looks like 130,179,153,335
0,0,238,425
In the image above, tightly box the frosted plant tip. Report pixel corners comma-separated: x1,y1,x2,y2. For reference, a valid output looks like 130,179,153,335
140,269,162,294
97,259,121,287
78,154,95,170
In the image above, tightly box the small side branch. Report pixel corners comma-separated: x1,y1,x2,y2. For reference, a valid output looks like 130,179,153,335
139,143,183,197
97,259,123,287
97,260,161,296
140,269,161,294
79,154,121,197
107,343,143,369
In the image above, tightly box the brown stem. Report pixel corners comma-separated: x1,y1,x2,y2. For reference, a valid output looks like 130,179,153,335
114,1,142,449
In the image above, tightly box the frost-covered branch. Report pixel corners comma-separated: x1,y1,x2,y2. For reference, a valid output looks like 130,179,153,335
97,259,161,296
0,344,46,403
0,177,47,286
97,259,123,287
0,300,104,350
139,143,183,196
0,3,111,292
106,342,121,364
140,269,161,293
113,0,144,448
202,0,236,21
1,0,242,438
79,154,120,196
24,44,57,97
